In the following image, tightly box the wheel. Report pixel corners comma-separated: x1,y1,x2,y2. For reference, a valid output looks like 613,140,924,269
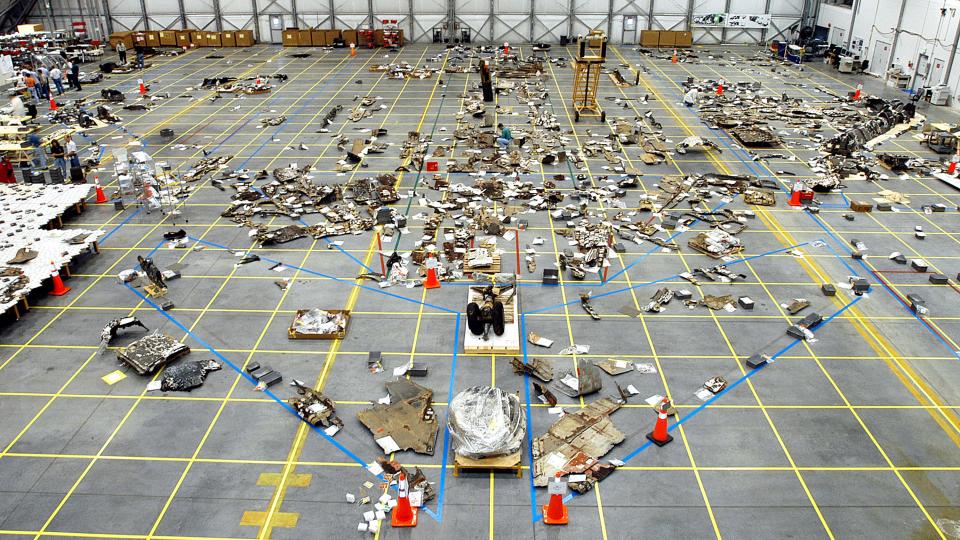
600,111,606,122
574,110,580,122
491,301,505,336
466,302,485,335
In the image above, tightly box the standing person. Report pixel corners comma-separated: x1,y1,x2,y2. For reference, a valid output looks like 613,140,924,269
22,72,39,104
26,133,46,169
116,41,127,65
49,66,63,95
8,95,26,118
65,134,80,170
135,46,145,70
65,60,75,89
50,139,66,176
70,60,82,91
37,66,49,99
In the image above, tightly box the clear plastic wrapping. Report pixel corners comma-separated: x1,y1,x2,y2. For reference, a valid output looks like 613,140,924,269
448,385,525,459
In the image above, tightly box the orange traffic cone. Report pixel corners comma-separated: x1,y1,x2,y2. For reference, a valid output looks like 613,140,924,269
49,96,57,110
49,264,71,296
503,41,510,55
94,178,108,204
138,79,146,95
350,43,357,57
542,472,569,525
716,81,724,96
646,396,673,446
390,472,418,528
424,254,441,289
787,180,806,207
948,155,958,174
671,50,678,64
853,83,862,101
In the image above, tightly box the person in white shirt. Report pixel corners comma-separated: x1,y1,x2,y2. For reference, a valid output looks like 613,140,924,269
49,67,63,95
65,135,80,169
683,87,699,107
8,95,26,118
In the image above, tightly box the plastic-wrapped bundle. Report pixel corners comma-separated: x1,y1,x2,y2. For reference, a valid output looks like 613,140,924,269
448,386,525,459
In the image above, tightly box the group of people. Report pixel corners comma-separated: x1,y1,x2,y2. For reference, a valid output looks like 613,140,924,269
114,42,146,69
25,133,81,177
20,60,83,104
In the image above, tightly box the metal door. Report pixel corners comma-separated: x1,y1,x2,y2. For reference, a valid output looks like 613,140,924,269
930,57,946,86
270,15,285,44
913,53,929,93
830,27,845,47
869,40,890,76
622,15,637,45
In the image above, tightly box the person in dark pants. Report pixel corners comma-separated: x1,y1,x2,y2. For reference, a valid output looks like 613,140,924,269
135,46,145,69
70,59,81,91
116,41,127,65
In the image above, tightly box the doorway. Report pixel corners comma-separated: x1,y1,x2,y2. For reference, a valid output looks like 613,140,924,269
913,53,929,93
830,27,845,47
869,40,890,76
270,14,285,44
930,57,946,86
622,15,637,45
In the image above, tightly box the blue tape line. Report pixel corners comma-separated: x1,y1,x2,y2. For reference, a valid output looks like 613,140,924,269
619,295,864,463
188,235,458,314
99,207,142,244
123,283,378,473
520,314,541,524
429,312,461,523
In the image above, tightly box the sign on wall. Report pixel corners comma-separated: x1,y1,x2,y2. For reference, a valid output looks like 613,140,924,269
692,13,771,28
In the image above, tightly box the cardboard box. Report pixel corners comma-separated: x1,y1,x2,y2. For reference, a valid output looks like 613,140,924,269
311,29,326,46
206,32,221,47
235,30,254,46
374,28,384,47
639,30,659,46
17,23,44,34
158,30,177,46
190,30,206,46
675,30,692,47
132,32,147,47
220,31,236,47
109,31,134,50
324,29,341,45
296,29,310,46
658,31,676,47
143,30,160,47
342,29,358,46
176,31,192,47
282,29,299,47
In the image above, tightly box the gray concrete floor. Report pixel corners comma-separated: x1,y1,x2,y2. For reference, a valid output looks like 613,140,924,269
0,42,959,539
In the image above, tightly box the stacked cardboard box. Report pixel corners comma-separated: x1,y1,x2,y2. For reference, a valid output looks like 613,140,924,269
236,30,254,46
158,30,177,46
221,31,236,47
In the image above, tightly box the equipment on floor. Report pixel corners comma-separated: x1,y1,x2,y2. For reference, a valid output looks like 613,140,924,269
382,20,401,49
571,30,606,122
466,283,512,337
931,84,950,106
922,124,958,154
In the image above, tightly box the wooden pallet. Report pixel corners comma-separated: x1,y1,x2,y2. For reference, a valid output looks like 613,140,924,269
464,285,520,355
453,451,522,477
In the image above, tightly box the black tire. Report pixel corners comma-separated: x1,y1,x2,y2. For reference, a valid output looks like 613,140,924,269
491,301,505,336
466,302,485,335
574,110,580,122
600,111,606,122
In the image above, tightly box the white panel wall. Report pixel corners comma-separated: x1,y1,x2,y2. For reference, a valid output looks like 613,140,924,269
31,0,806,45
818,0,960,106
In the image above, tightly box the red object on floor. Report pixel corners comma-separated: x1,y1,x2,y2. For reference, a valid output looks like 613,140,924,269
49,267,71,296
716,82,724,96
49,96,57,110
426,161,439,172
139,79,146,95
949,161,958,174
853,83,862,101
542,473,569,525
390,472,418,528
645,396,674,446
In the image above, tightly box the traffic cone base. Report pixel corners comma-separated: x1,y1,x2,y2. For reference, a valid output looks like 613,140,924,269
424,267,440,289
646,431,673,447
49,273,71,296
542,503,568,525
94,185,108,204
391,507,418,527
788,190,803,206
948,160,958,174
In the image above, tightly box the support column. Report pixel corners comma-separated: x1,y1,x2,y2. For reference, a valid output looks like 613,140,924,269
101,0,113,34
760,0,771,42
250,0,259,41
685,0,693,31
942,13,960,84
566,0,573,40
529,0,535,42
406,0,412,36
888,0,908,69
844,0,860,50
606,0,613,39
647,0,653,29
139,0,149,29
177,0,186,29
489,0,494,42
366,0,373,28
292,0,299,28
212,0,222,31
721,0,731,43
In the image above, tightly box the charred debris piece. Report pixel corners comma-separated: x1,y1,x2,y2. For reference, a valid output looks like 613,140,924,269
117,332,191,375
98,316,148,355
358,379,439,455
153,359,222,391
288,379,343,432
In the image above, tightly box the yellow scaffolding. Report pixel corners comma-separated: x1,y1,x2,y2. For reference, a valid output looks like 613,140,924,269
572,30,607,122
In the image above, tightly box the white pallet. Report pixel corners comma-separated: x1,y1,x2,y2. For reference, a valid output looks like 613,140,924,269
463,284,521,355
